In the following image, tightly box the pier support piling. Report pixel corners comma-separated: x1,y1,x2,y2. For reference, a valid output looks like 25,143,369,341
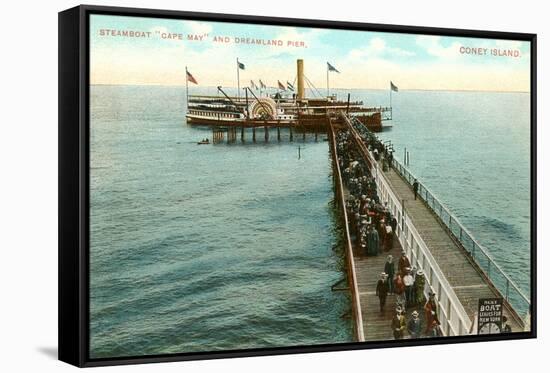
252,127,256,142
264,126,269,141
290,127,293,141
227,127,237,143
277,127,281,141
213,129,225,143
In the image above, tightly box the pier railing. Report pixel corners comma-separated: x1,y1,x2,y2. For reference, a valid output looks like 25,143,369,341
344,115,473,336
390,160,531,318
345,113,530,320
328,120,365,342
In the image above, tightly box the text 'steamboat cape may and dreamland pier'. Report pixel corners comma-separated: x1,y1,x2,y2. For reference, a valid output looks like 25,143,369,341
183,59,531,341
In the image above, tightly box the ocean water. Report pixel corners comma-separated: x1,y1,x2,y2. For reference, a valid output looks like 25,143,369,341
89,85,351,358
89,85,531,358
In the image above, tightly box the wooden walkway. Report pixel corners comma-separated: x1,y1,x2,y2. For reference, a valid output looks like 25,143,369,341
352,227,408,341
347,193,442,341
333,120,524,340
380,165,523,331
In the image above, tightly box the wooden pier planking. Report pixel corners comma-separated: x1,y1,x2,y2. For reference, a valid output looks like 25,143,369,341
340,184,406,341
332,114,524,341
353,235,405,341
382,166,522,330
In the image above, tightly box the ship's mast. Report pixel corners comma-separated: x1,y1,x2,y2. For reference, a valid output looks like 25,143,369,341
297,59,305,100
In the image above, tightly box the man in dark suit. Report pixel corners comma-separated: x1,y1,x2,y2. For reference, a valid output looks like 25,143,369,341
391,306,406,339
376,272,389,312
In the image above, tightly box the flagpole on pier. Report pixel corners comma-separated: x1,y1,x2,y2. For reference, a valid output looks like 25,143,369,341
390,86,393,120
237,58,240,99
185,66,189,108
326,64,330,98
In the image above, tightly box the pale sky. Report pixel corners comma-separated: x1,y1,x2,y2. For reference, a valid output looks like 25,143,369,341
90,15,531,92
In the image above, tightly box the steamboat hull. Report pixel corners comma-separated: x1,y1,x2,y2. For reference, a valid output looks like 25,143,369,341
186,113,385,131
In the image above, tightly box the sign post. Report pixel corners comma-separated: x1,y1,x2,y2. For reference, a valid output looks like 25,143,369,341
477,298,503,334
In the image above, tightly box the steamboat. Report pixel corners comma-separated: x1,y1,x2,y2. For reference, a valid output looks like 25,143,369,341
185,59,392,131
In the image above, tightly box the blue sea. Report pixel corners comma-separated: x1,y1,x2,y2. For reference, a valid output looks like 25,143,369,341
89,85,351,358
89,85,531,358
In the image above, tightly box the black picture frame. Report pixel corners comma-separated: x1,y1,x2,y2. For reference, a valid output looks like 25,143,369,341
59,4,537,367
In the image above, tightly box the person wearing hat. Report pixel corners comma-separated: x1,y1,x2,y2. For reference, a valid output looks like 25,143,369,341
394,272,406,313
356,179,363,196
359,221,369,256
410,266,418,303
398,250,411,275
391,306,406,339
501,316,512,333
360,194,368,212
389,212,397,229
354,212,362,242
414,270,426,305
376,272,390,312
377,220,386,253
384,222,394,252
349,178,356,195
366,224,379,256
403,267,414,306
343,167,350,183
408,310,423,339
413,179,419,200
384,255,396,294
424,291,440,335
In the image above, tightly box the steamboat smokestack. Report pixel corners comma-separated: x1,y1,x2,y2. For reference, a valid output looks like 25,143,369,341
297,59,305,100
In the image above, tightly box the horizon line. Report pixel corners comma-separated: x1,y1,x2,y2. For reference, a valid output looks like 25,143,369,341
89,83,529,94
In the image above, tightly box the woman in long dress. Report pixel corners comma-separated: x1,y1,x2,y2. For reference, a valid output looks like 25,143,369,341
414,270,426,305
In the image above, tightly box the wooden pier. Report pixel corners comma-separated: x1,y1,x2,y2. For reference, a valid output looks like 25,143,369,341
209,124,326,143
329,113,525,341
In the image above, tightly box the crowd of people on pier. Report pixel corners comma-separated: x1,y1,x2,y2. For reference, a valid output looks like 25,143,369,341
337,131,397,258
336,127,442,339
351,119,393,172
376,257,442,338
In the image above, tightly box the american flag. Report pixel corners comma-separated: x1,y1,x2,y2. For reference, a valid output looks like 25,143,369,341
327,62,340,73
186,70,198,85
390,81,399,92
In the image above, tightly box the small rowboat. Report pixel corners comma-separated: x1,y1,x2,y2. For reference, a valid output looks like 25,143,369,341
197,140,210,145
